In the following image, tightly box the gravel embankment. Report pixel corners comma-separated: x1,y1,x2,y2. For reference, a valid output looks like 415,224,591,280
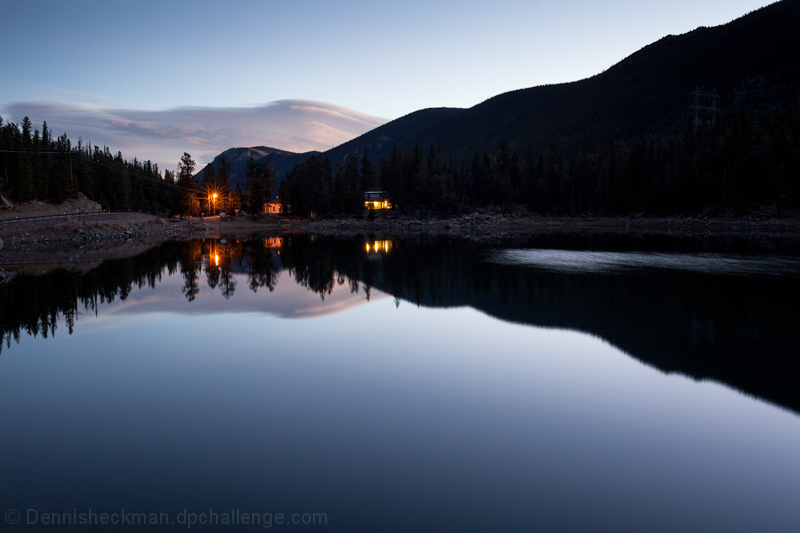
0,212,209,249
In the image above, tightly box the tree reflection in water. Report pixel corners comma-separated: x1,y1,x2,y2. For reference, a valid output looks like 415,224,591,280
1,233,799,416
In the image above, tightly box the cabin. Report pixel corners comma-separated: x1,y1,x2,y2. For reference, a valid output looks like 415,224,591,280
264,196,283,214
364,190,392,210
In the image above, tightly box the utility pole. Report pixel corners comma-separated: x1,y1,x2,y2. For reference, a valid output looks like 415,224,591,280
69,152,74,193
691,87,719,127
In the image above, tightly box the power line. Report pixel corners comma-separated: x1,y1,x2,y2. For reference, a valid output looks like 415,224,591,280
0,148,194,192
691,88,719,126
648,82,800,138
0,149,73,154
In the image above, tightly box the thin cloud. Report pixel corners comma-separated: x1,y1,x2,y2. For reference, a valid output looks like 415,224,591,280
1,100,387,171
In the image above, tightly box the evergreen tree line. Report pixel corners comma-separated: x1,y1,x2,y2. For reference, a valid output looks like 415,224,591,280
281,106,800,217
4,105,798,218
243,157,276,215
176,155,276,217
1,116,184,214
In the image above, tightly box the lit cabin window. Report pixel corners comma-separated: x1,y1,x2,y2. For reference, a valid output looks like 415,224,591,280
363,191,392,210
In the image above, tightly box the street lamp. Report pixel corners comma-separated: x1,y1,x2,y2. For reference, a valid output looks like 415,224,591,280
212,193,218,216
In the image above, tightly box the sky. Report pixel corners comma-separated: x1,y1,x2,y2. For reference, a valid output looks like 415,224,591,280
0,0,778,171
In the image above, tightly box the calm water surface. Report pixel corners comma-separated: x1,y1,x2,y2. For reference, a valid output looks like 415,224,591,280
1,234,799,532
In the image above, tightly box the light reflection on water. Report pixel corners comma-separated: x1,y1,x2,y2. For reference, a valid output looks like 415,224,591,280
491,249,800,275
1,236,799,532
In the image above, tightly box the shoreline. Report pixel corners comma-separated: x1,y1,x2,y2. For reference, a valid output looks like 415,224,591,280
291,214,800,240
1,213,798,274
0,213,208,249
2,212,799,249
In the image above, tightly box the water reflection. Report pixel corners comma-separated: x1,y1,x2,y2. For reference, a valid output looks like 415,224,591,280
366,239,393,254
2,234,800,532
2,234,800,418
492,249,800,275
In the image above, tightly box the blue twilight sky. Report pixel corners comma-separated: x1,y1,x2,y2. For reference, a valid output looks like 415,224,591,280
1,0,777,170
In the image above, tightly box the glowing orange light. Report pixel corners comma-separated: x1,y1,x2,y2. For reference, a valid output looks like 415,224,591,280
214,253,219,266
264,237,283,249
365,240,393,254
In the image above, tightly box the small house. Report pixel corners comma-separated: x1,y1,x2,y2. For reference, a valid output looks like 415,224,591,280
264,196,283,214
364,190,392,210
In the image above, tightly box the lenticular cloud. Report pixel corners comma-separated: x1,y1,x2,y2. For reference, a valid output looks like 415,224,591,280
2,100,387,170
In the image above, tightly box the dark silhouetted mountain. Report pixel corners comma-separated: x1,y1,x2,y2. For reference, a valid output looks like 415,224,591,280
195,146,320,190
198,109,464,184
323,107,464,166
327,0,800,161
198,0,800,185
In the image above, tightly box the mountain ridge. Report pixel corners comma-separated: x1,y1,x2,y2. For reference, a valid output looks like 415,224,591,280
195,146,321,190
201,0,800,179
325,0,800,160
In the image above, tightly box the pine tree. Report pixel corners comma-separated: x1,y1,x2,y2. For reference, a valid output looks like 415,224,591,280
361,149,376,191
21,116,32,147
342,153,361,214
260,157,276,204
383,144,404,210
245,157,265,215
177,152,198,215
177,152,195,183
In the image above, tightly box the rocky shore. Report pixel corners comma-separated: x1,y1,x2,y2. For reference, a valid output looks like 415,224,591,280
2,210,798,250
291,212,800,240
2,194,799,267
0,213,210,249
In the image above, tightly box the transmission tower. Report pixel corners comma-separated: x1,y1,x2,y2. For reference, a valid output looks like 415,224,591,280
690,87,719,126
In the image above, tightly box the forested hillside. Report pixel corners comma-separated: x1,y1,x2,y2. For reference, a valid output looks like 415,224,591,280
327,0,800,161
277,0,800,217
0,116,181,214
0,117,285,217
4,0,799,218
279,107,800,217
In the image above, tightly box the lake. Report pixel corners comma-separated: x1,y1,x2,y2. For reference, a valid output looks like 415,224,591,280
2,233,800,532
